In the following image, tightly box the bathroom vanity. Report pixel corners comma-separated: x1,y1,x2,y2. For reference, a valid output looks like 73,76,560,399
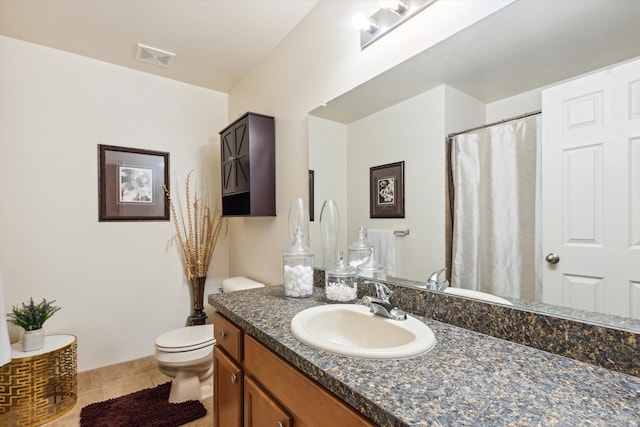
213,311,373,426
209,286,640,426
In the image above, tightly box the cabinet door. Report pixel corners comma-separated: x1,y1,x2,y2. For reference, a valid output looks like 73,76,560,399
244,376,292,427
214,348,243,427
221,118,250,195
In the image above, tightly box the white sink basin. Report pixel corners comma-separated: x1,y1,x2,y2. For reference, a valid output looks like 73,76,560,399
444,287,513,306
290,304,436,359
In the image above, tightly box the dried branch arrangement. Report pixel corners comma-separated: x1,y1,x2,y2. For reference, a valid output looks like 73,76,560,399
164,171,227,283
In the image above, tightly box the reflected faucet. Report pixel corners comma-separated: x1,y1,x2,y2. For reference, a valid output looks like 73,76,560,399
426,268,449,292
362,281,407,321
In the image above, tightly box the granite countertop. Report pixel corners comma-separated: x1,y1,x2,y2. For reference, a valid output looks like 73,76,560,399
209,286,640,427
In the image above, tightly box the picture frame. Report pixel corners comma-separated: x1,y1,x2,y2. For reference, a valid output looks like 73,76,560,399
309,170,315,222
98,144,170,221
370,161,405,218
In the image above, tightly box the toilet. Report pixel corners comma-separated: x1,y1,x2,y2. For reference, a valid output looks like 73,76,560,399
155,324,215,403
154,277,265,403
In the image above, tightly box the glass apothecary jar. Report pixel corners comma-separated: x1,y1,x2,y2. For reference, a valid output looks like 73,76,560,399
283,226,314,299
348,225,372,269
357,247,387,280
325,250,357,303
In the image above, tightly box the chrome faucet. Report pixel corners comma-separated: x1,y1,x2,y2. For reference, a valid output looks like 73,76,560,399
362,281,407,321
426,268,449,291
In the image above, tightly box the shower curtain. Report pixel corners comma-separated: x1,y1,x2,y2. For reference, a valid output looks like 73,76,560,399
1,268,11,366
449,115,541,301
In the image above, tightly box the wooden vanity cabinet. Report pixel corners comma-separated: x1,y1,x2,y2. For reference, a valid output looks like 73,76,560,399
244,376,292,427
213,312,374,427
219,112,275,217
214,349,243,427
213,312,244,427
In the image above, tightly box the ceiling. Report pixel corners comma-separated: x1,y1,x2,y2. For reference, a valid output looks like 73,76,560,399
2,0,640,117
310,0,640,123
0,0,319,93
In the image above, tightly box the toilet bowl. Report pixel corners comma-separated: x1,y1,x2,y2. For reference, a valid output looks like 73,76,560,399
155,277,265,403
154,324,215,403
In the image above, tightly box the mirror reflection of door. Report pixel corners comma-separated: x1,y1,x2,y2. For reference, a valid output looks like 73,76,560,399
542,58,640,318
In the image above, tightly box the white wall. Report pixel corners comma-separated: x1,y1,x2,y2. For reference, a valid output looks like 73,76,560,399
486,87,542,122
346,86,446,280
0,37,229,371
307,117,348,268
226,0,513,286
308,84,487,282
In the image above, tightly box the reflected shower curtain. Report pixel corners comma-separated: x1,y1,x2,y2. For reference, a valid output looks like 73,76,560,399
450,115,541,301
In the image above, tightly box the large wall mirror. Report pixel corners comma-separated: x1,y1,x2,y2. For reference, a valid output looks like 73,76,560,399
308,1,640,332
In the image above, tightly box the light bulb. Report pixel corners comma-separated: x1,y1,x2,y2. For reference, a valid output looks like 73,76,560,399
379,0,407,14
352,12,376,32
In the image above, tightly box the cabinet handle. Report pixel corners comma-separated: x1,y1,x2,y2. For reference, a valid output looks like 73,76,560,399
219,331,226,340
276,422,284,427
228,156,236,161
231,373,238,384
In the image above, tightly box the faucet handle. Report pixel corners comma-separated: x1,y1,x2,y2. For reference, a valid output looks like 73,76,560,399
428,268,446,283
365,281,392,301
427,268,449,291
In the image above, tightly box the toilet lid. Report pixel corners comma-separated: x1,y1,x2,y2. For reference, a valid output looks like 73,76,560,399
155,324,215,352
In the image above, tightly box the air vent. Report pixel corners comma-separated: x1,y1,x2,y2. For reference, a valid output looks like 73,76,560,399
135,44,175,68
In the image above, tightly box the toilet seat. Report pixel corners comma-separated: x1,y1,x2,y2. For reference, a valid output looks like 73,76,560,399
155,324,215,353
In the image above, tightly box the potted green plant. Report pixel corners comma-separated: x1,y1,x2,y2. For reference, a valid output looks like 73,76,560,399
7,297,61,352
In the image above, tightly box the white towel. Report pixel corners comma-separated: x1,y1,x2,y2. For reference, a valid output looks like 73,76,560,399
367,229,396,277
0,268,12,366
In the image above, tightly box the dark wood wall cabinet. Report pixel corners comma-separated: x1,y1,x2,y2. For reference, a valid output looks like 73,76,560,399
219,112,275,216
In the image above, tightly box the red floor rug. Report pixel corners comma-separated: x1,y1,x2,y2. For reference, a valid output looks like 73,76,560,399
80,382,207,427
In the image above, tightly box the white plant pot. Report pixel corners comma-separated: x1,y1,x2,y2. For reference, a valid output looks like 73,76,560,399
22,329,45,352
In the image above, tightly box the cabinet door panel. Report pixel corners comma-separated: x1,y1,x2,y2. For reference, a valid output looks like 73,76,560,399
245,335,374,426
233,120,250,193
244,376,292,427
221,129,236,195
214,348,243,427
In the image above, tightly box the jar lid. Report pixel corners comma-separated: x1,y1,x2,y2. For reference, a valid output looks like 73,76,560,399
348,225,372,251
327,250,356,277
357,247,385,273
283,226,313,256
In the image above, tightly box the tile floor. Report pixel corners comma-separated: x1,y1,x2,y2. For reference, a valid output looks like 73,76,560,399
42,356,213,427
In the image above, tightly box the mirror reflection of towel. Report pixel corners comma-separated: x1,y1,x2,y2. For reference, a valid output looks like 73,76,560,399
1,269,11,366
367,230,396,277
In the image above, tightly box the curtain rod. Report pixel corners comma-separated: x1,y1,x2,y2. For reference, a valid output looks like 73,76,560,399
447,110,542,138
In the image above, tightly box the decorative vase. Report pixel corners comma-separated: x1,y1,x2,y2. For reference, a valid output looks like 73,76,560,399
320,200,340,269
189,276,207,326
22,328,45,352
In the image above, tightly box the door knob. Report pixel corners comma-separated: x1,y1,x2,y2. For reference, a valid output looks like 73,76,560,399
545,253,560,264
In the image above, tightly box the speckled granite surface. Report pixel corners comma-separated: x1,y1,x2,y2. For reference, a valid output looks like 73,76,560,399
209,286,640,427
313,269,639,377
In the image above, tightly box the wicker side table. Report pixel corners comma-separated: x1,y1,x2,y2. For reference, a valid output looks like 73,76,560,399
0,335,77,426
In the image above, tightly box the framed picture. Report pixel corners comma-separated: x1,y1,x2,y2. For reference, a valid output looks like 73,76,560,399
98,144,170,221
370,161,405,218
309,170,315,222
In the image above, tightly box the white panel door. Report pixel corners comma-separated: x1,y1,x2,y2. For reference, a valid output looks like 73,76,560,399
542,58,640,318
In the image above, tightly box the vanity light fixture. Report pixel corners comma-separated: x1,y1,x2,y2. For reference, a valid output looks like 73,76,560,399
353,0,437,49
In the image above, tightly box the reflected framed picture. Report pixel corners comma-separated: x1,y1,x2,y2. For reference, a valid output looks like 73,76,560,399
309,170,315,222
98,144,170,221
370,161,405,218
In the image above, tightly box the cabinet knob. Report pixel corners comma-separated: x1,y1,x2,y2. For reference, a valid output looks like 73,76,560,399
231,373,238,384
228,156,236,161
219,331,226,339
